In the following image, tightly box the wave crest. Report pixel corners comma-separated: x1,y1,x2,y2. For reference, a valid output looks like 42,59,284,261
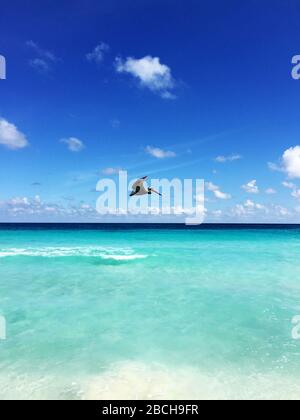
0,247,148,261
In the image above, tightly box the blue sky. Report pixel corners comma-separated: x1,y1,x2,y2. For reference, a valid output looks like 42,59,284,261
1,0,300,222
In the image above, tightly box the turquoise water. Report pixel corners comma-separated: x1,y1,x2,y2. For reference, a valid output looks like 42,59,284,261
1,225,300,400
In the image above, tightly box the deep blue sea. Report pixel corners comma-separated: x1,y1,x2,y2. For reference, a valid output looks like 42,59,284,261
0,224,300,400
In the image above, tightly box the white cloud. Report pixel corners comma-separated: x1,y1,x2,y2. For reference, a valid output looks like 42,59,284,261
115,55,176,98
281,180,300,200
215,154,242,163
212,210,222,217
282,146,300,178
61,137,85,152
0,195,98,221
0,118,29,150
244,199,255,208
102,167,123,175
206,182,231,200
26,40,56,62
26,40,57,73
256,204,266,210
268,161,282,172
207,200,300,222
269,146,300,179
291,189,300,199
160,91,176,100
214,190,231,200
9,197,30,206
80,203,92,210
86,42,109,63
232,204,247,216
232,200,267,216
244,199,266,211
274,205,290,217
242,179,259,194
29,58,50,73
206,182,218,191
1,194,298,223
282,181,296,189
146,146,176,159
265,188,277,194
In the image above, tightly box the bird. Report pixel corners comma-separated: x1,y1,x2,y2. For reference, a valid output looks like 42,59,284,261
130,176,162,197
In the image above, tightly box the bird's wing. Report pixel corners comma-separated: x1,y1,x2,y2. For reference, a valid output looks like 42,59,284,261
150,188,162,196
132,176,147,191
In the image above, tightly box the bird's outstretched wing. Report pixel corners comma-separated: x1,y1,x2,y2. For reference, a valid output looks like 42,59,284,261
150,188,162,196
131,176,148,196
132,176,147,190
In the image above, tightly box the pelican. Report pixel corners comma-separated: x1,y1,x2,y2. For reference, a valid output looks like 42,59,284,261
130,176,162,197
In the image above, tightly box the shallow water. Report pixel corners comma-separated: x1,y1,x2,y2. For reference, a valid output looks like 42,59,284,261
0,225,300,400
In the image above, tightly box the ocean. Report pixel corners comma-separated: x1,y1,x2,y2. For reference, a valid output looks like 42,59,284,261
0,224,300,400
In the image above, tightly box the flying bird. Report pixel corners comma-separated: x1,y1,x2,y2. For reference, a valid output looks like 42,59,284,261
130,176,162,197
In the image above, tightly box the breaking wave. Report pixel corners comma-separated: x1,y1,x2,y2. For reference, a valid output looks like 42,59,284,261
0,247,148,261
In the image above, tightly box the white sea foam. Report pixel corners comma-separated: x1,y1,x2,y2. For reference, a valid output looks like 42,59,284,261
0,247,148,261
100,255,147,261
0,372,83,400
83,361,300,400
1,361,300,400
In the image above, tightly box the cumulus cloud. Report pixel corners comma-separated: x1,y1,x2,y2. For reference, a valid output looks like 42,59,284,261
86,42,109,63
232,200,267,216
269,146,300,179
274,205,290,217
0,118,29,150
281,180,300,200
146,146,176,159
61,137,85,152
242,179,259,194
282,146,300,178
115,55,176,98
0,195,99,221
206,200,300,222
244,199,266,210
214,154,242,163
206,182,231,200
205,199,300,222
1,194,298,223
